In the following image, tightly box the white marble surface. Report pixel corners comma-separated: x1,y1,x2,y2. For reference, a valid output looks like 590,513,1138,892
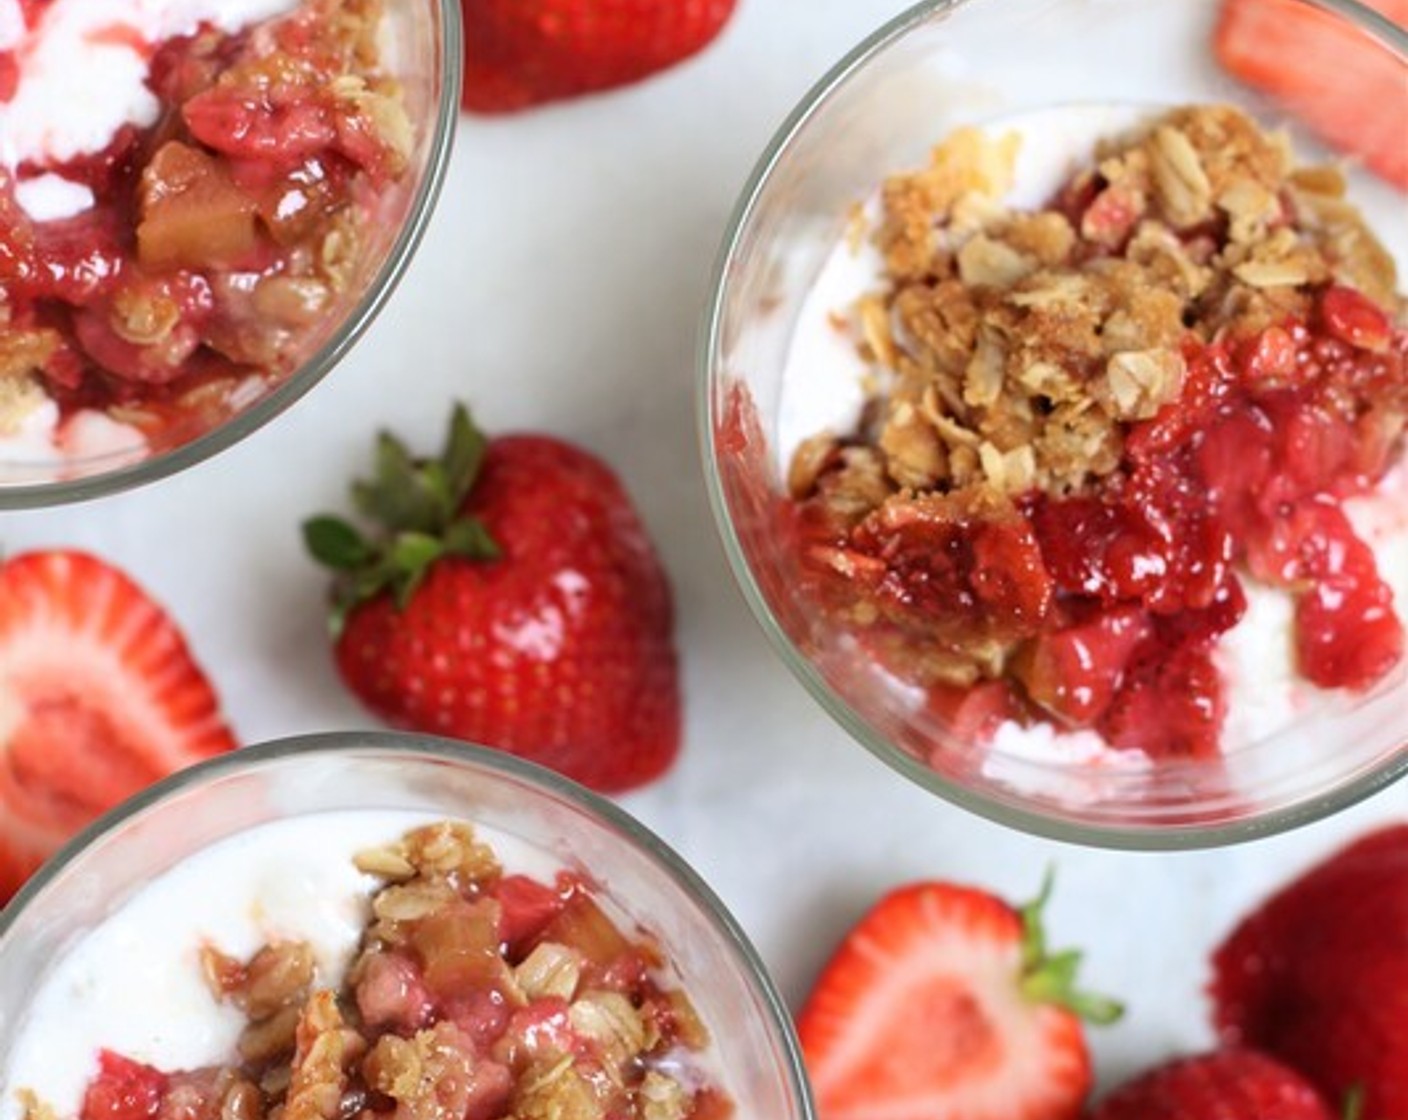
2,0,1404,1091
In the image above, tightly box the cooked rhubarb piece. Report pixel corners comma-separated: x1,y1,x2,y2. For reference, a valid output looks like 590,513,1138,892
137,144,259,271
1012,608,1152,728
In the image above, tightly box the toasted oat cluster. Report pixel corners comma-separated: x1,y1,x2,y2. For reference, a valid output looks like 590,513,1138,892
787,104,1407,757
791,105,1400,507
0,0,412,447
28,822,731,1120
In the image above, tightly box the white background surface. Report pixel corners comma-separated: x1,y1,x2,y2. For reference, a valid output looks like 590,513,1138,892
4,0,1405,1093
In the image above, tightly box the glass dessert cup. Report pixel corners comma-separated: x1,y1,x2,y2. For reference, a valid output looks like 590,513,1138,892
0,733,814,1120
700,0,1408,849
0,0,461,509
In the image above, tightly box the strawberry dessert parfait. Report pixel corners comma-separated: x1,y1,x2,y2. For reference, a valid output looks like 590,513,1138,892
779,102,1407,767
0,0,454,499
0,737,814,1120
703,0,1408,841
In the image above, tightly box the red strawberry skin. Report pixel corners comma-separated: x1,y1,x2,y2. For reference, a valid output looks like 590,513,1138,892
1089,1049,1333,1120
1210,825,1408,1119
334,436,680,793
0,551,237,903
797,882,1094,1120
462,0,738,113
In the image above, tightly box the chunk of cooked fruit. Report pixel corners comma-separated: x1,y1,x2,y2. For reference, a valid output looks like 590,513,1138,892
1100,633,1227,758
80,1053,168,1120
411,897,510,998
354,950,434,1032
1319,284,1393,352
851,492,1053,634
495,874,568,959
538,893,632,972
926,680,1021,743
1013,608,1153,728
137,142,259,271
1028,496,1170,603
1296,571,1403,689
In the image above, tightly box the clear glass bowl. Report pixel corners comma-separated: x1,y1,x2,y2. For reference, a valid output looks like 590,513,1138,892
0,733,815,1119
699,0,1408,848
0,0,462,508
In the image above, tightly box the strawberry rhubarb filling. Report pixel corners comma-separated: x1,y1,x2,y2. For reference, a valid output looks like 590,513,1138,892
4,815,732,1120
0,0,411,465
780,104,1407,761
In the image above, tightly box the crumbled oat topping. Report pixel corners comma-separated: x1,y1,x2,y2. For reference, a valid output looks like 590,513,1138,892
0,372,48,434
793,104,1403,508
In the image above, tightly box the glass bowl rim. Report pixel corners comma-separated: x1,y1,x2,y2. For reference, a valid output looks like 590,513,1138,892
0,0,465,510
0,730,817,1119
695,0,1408,852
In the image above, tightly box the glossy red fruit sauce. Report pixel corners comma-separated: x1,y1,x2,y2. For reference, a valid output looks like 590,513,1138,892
789,285,1405,758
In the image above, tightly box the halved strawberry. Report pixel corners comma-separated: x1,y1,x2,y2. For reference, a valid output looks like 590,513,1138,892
1213,0,1408,188
0,551,237,902
797,877,1120,1120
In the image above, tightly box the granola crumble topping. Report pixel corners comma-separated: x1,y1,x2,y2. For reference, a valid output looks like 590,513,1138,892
803,105,1401,509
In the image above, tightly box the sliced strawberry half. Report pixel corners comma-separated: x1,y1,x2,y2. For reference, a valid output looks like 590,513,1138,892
797,878,1120,1120
0,551,237,901
1213,0,1408,188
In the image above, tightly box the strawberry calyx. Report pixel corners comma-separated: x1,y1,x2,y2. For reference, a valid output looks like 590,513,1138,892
1018,871,1124,1025
303,404,500,631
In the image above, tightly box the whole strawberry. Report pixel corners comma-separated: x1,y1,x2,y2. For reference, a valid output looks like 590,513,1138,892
1089,1049,1334,1120
304,405,680,792
797,875,1121,1120
462,0,738,113
1210,824,1408,1119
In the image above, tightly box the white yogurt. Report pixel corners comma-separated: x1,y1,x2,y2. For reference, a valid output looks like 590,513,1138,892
0,400,148,479
775,104,1408,775
0,810,564,1120
12,174,93,223
0,0,297,214
0,0,300,464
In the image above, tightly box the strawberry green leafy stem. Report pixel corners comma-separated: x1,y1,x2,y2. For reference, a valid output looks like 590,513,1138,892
303,404,501,633
1018,870,1125,1025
